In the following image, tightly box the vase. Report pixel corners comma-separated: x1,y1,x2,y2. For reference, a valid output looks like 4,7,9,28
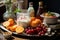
3,0,16,21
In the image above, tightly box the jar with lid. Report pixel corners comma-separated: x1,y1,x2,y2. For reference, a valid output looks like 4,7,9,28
17,0,30,28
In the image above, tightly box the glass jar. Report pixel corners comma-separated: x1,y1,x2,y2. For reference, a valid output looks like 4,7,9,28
3,0,15,21
27,2,35,17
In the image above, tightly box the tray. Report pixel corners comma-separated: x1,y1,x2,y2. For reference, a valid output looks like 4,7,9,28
0,24,56,39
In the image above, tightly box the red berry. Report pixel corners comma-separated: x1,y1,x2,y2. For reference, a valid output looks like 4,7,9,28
28,27,31,29
38,32,41,36
41,31,45,34
25,28,29,32
41,24,44,27
37,24,41,27
34,29,38,34
26,30,31,34
36,27,42,32
26,29,34,35
43,29,47,33
38,31,45,36
42,26,47,29
31,29,34,33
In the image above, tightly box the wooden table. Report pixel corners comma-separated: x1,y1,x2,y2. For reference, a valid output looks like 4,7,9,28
6,36,29,40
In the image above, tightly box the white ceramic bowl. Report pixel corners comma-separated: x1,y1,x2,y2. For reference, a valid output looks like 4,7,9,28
41,12,60,24
44,17,58,24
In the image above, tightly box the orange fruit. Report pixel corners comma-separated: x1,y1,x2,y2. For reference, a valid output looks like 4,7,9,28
30,19,42,27
9,25,17,32
30,17,36,25
3,21,10,27
35,19,41,24
8,18,14,25
6,25,13,30
31,21,38,27
16,26,24,33
30,17,36,21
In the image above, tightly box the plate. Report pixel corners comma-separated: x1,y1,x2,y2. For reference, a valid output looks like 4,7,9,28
0,24,56,38
0,25,47,38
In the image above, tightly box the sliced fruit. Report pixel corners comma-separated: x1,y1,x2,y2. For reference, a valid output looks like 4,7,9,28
8,18,14,25
6,25,13,30
3,21,10,27
16,26,24,33
8,25,17,32
11,25,17,32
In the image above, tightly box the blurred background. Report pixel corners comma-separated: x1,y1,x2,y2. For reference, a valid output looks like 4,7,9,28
0,0,60,22
28,0,60,14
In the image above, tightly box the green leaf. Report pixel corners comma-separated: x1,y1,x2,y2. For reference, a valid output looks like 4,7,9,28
14,8,21,13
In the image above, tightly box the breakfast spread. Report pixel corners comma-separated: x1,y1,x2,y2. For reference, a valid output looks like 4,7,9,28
2,17,48,36
1,1,60,37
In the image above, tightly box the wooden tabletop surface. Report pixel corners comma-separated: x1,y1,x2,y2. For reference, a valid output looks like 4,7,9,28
9,36,29,40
